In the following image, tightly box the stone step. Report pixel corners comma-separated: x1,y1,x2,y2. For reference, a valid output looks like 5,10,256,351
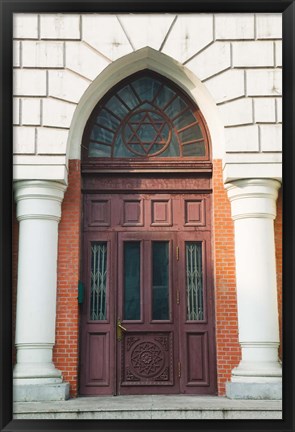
14,395,282,420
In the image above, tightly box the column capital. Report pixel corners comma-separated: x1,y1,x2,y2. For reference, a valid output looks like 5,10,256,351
14,180,67,222
225,178,281,221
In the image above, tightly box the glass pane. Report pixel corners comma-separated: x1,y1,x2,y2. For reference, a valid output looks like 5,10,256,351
173,109,196,130
179,124,203,143
182,141,205,157
132,77,161,102
164,96,187,118
105,96,129,118
90,242,107,320
124,242,141,320
118,85,139,110
159,133,180,157
95,109,120,131
89,142,112,157
90,125,114,144
186,242,204,320
152,242,169,320
154,85,176,109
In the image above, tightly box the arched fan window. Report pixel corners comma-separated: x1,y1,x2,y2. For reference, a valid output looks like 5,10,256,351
82,71,210,167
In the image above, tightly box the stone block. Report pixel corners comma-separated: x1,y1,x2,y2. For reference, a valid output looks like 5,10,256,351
40,14,80,40
205,70,245,103
223,162,282,183
162,14,213,63
13,382,70,402
246,70,282,96
260,124,282,152
215,14,255,40
65,42,109,81
13,162,68,183
118,14,176,51
48,70,90,103
276,98,282,123
256,13,282,39
13,69,47,96
43,99,76,128
254,98,276,123
13,14,38,39
218,98,253,126
13,98,20,125
226,381,282,400
36,127,69,154
21,98,41,125
275,41,282,67
13,127,35,154
82,15,133,61
232,41,274,67
186,42,231,81
225,125,259,152
22,41,64,68
13,41,20,67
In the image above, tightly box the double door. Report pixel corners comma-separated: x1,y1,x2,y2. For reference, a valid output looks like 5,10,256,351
80,192,216,395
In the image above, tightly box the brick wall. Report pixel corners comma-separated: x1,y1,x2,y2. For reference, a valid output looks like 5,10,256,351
53,160,81,397
213,160,241,395
275,189,282,360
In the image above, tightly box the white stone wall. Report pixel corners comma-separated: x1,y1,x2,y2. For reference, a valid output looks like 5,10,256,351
13,13,282,184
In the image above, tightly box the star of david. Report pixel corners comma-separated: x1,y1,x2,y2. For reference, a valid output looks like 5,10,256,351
126,111,168,156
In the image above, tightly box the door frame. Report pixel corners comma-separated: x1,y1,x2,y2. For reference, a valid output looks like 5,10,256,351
79,174,217,396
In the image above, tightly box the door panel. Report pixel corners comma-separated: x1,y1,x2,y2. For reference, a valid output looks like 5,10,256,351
80,232,116,395
178,231,216,394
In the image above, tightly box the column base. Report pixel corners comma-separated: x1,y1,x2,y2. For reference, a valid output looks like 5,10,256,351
13,382,70,402
226,381,282,400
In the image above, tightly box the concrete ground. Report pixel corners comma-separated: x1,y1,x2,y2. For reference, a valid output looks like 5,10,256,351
14,395,282,420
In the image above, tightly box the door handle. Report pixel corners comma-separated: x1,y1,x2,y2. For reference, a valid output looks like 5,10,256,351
117,318,127,341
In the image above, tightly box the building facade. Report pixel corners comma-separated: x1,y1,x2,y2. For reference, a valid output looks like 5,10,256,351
12,12,282,402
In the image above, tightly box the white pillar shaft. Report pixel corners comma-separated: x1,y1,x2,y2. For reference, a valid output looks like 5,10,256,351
226,179,282,383
13,181,66,384
234,217,279,344
16,219,58,346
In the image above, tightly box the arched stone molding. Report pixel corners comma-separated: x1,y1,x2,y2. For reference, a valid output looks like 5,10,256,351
67,47,225,163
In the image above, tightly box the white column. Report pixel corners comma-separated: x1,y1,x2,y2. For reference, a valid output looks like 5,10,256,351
13,180,69,401
225,179,282,400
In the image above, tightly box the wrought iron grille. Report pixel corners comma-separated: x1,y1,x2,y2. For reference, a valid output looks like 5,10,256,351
186,242,204,321
90,242,107,320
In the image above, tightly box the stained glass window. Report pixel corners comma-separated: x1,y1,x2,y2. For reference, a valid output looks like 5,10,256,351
186,242,204,321
83,72,208,160
90,242,107,320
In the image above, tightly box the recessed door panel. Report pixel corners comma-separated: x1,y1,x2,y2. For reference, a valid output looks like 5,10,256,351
121,332,174,386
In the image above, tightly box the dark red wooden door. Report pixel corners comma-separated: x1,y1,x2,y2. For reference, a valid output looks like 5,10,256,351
80,188,216,396
117,232,179,394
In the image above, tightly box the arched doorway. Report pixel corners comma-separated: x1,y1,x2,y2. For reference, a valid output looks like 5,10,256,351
79,70,217,395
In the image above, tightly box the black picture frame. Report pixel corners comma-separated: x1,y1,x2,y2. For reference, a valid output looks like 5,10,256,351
1,1,294,431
